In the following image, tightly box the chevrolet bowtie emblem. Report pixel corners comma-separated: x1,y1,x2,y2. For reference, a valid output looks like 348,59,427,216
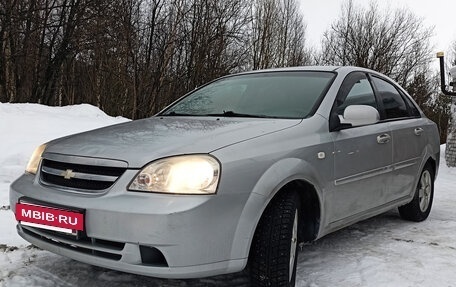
61,169,76,179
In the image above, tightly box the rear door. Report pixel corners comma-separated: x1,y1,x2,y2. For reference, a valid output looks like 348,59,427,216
370,76,427,200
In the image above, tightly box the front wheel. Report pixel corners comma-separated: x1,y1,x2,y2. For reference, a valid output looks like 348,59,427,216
249,191,301,287
398,164,434,222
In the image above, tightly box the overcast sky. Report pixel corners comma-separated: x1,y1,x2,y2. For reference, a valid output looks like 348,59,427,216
299,0,456,62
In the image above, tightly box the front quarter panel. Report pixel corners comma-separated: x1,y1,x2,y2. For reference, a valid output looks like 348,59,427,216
227,158,328,262
211,115,334,261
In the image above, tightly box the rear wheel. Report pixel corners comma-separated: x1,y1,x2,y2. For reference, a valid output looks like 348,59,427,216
249,191,301,287
398,164,434,222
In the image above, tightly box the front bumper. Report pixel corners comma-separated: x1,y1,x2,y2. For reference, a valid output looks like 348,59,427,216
9,172,255,279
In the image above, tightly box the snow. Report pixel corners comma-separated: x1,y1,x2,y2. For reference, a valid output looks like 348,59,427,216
1,102,455,286
0,103,129,250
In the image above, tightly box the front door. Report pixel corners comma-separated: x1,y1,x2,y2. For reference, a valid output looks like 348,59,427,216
327,72,393,223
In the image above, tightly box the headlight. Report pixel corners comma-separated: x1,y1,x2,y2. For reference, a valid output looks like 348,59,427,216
25,143,47,174
129,155,220,194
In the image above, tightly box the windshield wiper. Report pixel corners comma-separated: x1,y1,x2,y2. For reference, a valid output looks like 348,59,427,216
206,111,276,118
160,111,195,116
161,110,279,118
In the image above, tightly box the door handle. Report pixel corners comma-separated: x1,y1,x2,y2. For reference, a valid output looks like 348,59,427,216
377,134,391,144
414,127,424,136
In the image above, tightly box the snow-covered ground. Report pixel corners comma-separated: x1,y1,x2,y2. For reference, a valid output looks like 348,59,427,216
1,103,456,287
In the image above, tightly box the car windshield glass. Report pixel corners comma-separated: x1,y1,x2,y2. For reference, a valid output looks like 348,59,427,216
161,71,335,119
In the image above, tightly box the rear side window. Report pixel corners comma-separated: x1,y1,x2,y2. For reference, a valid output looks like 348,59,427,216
402,92,421,117
371,77,409,119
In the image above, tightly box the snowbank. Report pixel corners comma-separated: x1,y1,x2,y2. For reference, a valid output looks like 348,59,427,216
0,103,129,248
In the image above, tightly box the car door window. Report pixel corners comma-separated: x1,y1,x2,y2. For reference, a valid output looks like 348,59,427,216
401,91,421,117
335,73,378,115
371,77,409,119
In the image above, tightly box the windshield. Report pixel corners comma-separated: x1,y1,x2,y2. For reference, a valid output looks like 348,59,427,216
161,71,335,119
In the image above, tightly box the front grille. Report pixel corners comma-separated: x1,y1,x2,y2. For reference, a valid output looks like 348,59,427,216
22,225,124,261
40,159,126,192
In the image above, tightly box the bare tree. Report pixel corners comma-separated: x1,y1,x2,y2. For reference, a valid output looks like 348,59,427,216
407,70,450,144
0,0,311,119
450,40,456,65
321,0,433,87
250,0,311,69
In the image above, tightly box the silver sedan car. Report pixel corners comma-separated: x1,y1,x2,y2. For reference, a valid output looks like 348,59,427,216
10,66,439,286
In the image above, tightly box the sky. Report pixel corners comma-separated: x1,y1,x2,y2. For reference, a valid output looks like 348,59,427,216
299,0,456,63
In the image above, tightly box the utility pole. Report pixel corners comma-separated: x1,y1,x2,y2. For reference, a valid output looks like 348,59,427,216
437,52,456,166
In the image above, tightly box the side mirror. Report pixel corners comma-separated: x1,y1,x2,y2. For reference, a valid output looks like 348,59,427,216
341,105,380,127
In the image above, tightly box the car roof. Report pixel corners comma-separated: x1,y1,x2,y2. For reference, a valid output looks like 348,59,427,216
235,65,382,76
226,65,404,95
236,66,339,75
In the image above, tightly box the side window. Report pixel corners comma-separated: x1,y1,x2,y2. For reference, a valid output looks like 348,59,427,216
402,92,421,117
371,77,409,119
335,73,378,115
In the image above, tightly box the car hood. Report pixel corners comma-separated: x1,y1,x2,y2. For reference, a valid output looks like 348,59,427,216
45,117,301,168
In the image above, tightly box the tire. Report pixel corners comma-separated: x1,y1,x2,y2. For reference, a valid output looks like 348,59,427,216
398,164,434,222
249,191,301,287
